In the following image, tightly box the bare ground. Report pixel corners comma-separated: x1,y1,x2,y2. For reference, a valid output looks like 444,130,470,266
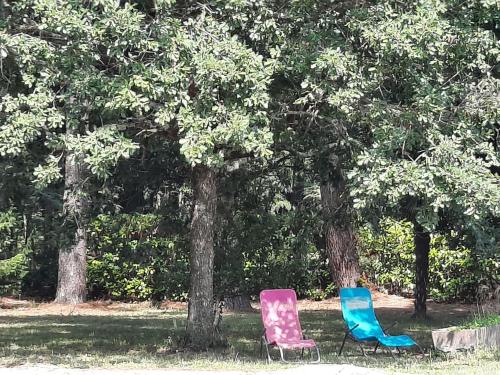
0,294,493,375
0,291,476,319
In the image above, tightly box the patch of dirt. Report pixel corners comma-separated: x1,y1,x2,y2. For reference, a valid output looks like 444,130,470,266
0,292,474,319
256,290,474,319
0,299,176,316
0,297,33,309
159,300,188,311
293,290,413,311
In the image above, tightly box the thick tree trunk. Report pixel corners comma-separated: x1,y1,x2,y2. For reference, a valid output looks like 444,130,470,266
320,171,359,289
185,164,217,350
55,128,89,304
323,224,359,288
413,223,430,319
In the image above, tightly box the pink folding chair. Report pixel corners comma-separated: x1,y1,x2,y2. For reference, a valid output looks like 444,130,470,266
259,289,320,363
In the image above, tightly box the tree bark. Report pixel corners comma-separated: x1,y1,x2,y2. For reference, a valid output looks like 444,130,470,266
55,127,89,304
185,164,217,350
223,295,252,312
320,168,359,289
413,222,430,319
0,1,7,23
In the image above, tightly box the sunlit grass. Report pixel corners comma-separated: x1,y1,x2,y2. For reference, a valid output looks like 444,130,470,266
0,306,498,373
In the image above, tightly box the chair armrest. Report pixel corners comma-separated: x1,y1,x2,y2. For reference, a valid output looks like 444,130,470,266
383,321,398,335
347,323,360,334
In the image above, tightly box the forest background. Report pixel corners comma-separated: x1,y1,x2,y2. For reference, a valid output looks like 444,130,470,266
0,0,498,350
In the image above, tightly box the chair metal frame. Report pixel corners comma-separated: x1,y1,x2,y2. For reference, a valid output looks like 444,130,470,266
259,289,321,364
338,288,425,357
338,322,424,356
260,330,321,363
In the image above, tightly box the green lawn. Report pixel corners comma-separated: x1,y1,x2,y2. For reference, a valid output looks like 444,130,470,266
0,306,498,374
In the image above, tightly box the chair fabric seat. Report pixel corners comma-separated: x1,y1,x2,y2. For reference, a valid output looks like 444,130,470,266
352,334,378,341
339,288,420,356
377,335,416,348
272,339,317,349
260,289,320,362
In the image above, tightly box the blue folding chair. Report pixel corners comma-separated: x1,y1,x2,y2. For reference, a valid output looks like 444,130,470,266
339,287,423,356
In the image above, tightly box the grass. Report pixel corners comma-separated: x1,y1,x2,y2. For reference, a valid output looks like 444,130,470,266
0,305,498,374
455,313,500,330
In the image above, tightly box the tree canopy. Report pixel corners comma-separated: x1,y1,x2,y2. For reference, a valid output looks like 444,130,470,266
0,0,498,349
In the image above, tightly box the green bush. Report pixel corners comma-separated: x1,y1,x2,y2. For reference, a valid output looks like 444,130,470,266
88,210,332,302
215,210,332,300
359,220,415,295
87,214,189,301
0,253,29,295
0,209,31,295
0,208,61,298
458,314,500,330
358,218,499,303
0,253,28,280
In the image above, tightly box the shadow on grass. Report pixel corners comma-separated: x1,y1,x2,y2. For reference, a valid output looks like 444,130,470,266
0,305,495,372
0,314,185,356
225,305,478,368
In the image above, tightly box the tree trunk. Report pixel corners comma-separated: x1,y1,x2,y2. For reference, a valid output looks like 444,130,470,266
185,164,217,350
0,1,6,23
413,223,430,319
320,170,359,289
55,128,89,304
223,295,252,312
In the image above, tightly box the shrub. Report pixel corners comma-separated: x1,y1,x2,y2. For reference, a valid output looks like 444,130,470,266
458,314,500,330
358,218,499,302
0,209,31,296
0,253,29,295
87,214,190,301
88,210,332,302
215,210,332,300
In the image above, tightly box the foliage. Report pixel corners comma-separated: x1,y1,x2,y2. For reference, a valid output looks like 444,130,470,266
344,0,500,249
0,1,140,183
359,218,499,302
219,211,332,299
175,16,274,167
0,209,30,295
213,165,334,300
0,253,29,294
457,314,500,330
0,0,498,312
87,214,189,301
87,209,332,301
0,209,21,252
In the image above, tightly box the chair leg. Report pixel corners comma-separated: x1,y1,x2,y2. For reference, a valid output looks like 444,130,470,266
338,333,348,356
416,344,424,355
278,347,287,363
373,342,379,354
386,347,396,359
396,347,401,355
262,337,272,364
264,343,320,364
359,342,366,357
312,346,321,363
